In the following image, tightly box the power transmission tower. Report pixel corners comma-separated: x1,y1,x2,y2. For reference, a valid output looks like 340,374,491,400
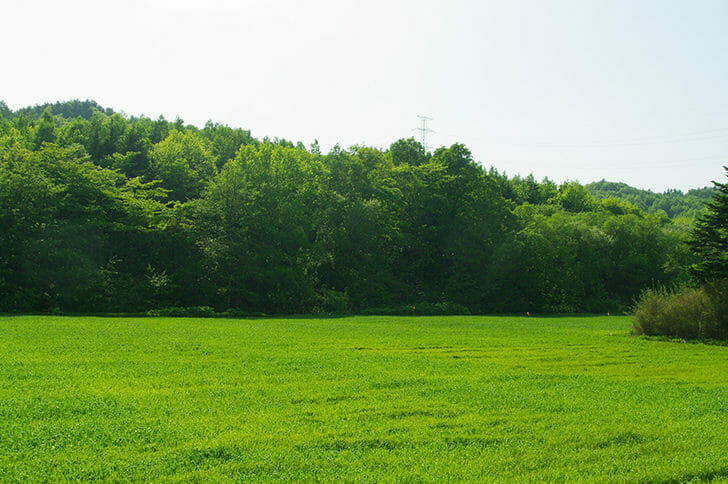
416,115,433,151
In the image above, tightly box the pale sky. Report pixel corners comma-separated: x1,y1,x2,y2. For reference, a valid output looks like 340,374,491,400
3,0,727,191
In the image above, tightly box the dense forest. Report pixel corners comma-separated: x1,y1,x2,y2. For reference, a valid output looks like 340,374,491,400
0,100,716,315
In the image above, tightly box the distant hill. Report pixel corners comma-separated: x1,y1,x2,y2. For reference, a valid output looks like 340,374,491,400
1,99,114,120
0,99,716,222
586,180,714,219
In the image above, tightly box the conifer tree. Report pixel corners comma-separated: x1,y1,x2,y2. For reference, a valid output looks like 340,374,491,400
690,166,728,281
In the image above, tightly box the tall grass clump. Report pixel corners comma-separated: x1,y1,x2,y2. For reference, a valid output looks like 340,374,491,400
633,280,728,340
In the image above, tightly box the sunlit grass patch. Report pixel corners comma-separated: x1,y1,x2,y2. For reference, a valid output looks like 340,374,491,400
2,315,728,481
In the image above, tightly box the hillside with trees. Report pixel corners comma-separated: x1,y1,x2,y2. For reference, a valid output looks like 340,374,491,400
586,180,714,219
0,100,717,315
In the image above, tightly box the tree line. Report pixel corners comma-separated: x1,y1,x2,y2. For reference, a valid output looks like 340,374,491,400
0,100,712,315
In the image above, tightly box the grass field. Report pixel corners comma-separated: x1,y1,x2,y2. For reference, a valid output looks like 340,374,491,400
2,315,728,482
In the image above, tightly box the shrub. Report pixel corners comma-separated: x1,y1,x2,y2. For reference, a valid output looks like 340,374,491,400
314,289,350,315
633,280,728,340
147,306,216,317
219,308,266,318
360,302,471,316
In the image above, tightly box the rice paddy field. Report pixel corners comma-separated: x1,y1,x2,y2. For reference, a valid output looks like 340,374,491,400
1,315,728,482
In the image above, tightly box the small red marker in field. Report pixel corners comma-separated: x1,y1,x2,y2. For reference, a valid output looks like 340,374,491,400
412,306,416,311
527,311,531,317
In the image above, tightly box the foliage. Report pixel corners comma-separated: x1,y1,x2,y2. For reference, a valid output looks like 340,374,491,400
556,181,597,212
360,301,471,315
389,137,429,166
0,101,11,119
193,143,322,313
146,306,216,317
486,208,673,313
689,166,728,282
0,131,171,312
587,179,714,219
8,99,114,120
0,99,715,314
633,280,728,340
633,169,728,341
149,130,217,201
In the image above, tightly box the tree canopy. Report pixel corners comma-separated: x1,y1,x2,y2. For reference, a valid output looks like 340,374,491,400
689,166,728,282
0,99,718,314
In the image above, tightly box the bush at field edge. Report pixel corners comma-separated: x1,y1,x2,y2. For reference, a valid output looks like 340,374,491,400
633,280,728,340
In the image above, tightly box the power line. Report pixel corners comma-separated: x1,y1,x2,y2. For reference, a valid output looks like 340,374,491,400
506,132,728,150
433,126,728,150
491,154,725,170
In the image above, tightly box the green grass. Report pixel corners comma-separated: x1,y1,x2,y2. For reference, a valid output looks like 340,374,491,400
2,315,728,482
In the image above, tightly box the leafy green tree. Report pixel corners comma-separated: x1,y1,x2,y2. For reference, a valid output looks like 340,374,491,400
57,116,89,147
316,146,398,309
487,210,614,312
690,167,728,281
309,139,321,155
13,99,112,120
194,143,322,312
149,130,216,201
557,181,597,212
200,121,256,169
0,100,11,119
110,121,152,177
32,108,57,148
601,213,670,304
0,135,169,312
662,216,698,286
388,144,514,309
390,137,428,166
150,115,170,143
599,197,642,216
85,110,111,162
510,174,540,204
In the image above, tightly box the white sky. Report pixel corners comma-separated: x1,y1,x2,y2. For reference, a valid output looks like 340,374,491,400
3,0,727,191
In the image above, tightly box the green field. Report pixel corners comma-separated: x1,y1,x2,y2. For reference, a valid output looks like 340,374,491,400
2,315,728,482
